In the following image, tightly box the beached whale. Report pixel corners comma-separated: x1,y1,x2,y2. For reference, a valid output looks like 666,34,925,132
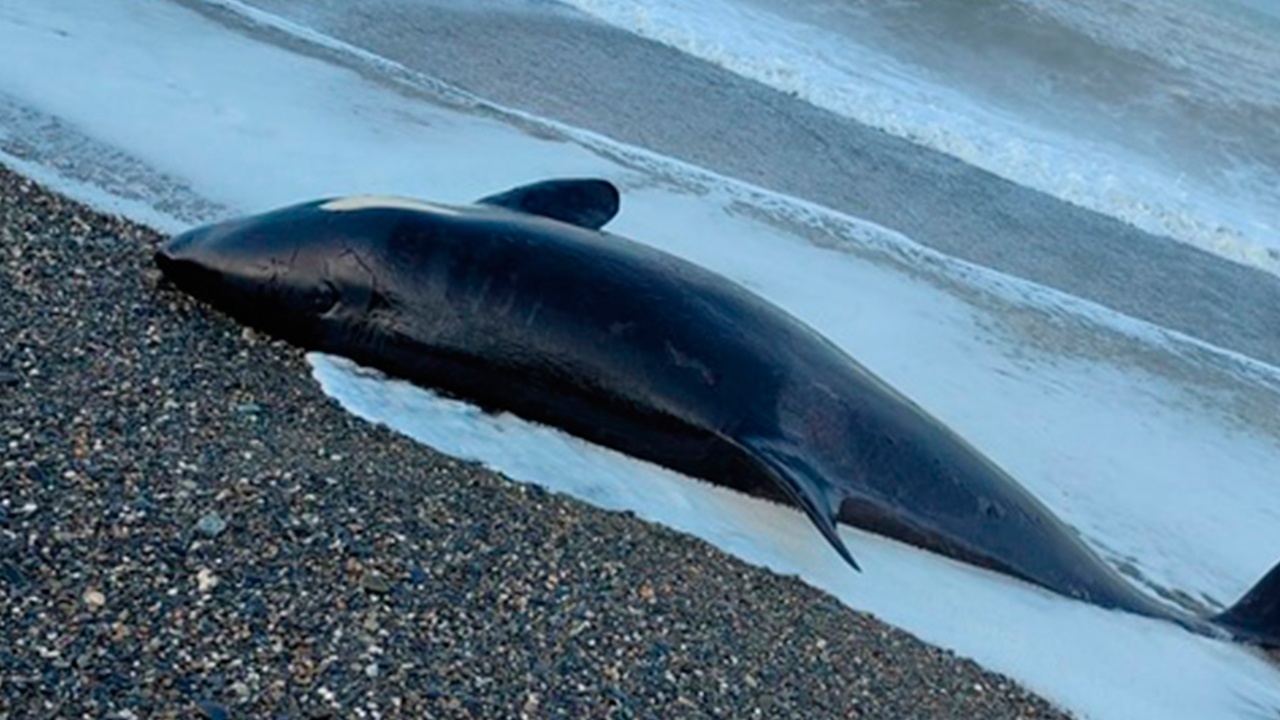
155,177,1280,646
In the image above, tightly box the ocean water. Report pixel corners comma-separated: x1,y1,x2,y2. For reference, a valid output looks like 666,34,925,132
563,0,1280,272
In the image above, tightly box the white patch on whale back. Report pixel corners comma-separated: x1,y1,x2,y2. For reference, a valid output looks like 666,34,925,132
320,195,462,215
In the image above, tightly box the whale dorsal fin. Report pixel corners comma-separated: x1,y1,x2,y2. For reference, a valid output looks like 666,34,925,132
476,178,620,230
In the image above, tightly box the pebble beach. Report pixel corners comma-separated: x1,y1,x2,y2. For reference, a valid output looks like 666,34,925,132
0,165,1075,717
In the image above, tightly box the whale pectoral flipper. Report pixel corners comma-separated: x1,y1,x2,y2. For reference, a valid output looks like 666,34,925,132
476,178,621,230
738,435,861,571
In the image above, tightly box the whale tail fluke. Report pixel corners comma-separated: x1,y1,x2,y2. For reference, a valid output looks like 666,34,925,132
1211,560,1280,647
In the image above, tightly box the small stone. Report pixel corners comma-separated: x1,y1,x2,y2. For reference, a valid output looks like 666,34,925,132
316,686,337,705
0,561,26,588
0,370,20,387
84,588,106,609
361,572,391,595
234,402,263,415
196,568,219,593
196,700,229,720
196,511,227,537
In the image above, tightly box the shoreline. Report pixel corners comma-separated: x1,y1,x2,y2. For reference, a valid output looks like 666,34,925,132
0,164,1073,717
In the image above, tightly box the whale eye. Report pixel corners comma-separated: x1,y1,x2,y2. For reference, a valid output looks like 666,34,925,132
311,281,339,315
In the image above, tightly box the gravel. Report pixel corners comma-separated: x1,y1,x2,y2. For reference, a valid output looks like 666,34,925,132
0,164,1073,718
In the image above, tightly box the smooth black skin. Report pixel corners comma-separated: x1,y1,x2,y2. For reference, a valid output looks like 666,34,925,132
155,178,1280,646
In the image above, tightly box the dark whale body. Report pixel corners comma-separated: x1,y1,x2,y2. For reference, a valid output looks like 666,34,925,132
156,178,1280,646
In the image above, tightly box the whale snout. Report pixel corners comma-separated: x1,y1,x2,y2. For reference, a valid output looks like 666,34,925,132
156,225,196,256
153,216,333,346
154,230,191,271
154,247,206,289
154,230,220,294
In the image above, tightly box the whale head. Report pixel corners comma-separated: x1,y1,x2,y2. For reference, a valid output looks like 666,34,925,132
154,180,621,350
154,200,410,348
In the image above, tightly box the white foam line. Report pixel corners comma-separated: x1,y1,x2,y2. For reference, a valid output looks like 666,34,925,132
190,0,484,109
